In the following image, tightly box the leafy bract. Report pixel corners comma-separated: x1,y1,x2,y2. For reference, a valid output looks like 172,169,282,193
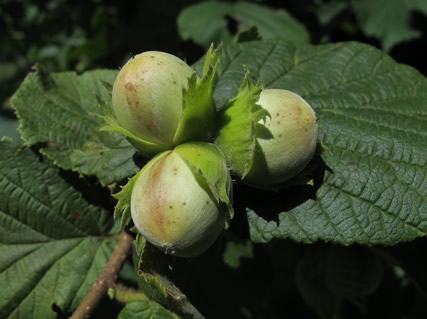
118,300,178,319
0,139,116,319
177,1,309,48
214,69,269,178
132,240,201,318
173,45,221,144
175,142,234,225
11,66,139,185
132,239,169,306
199,39,427,245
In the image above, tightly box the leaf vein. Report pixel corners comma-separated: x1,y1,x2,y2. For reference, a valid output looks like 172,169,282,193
0,167,88,237
326,182,425,235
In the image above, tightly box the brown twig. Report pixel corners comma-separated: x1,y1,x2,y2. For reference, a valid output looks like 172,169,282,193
70,231,134,319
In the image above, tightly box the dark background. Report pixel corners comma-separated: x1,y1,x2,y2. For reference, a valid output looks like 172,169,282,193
1,0,427,110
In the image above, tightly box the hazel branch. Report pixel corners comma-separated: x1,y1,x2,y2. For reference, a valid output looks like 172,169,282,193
70,231,134,319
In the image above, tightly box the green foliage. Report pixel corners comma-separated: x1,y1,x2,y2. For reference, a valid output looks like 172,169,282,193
11,66,139,185
194,38,427,245
0,139,116,318
353,0,425,51
223,240,254,269
0,0,110,71
316,0,427,51
0,0,113,108
177,1,310,48
12,39,427,247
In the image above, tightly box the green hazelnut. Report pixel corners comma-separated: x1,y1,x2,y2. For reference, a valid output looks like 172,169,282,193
130,143,232,257
245,89,318,187
112,51,194,154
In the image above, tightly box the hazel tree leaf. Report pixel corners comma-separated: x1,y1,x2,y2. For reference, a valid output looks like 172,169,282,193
202,39,427,246
118,300,179,319
11,66,139,185
352,0,422,51
316,1,348,25
69,130,139,186
406,0,427,15
177,2,232,48
177,1,309,49
0,139,117,319
235,25,263,43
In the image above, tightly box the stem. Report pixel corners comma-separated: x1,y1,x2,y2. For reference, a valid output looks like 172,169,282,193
108,284,149,303
70,231,134,319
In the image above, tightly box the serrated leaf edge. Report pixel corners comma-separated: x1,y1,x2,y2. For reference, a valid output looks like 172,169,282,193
173,44,222,144
215,67,270,178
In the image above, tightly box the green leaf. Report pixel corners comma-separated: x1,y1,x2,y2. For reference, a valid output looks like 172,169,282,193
69,130,139,186
214,69,269,178
233,2,310,42
235,25,263,43
173,45,220,145
132,241,201,318
132,241,169,306
316,1,348,25
406,0,427,15
177,2,234,49
351,0,420,51
177,1,309,49
206,39,427,246
223,240,254,269
11,66,138,185
118,301,179,319
0,140,116,319
175,142,234,225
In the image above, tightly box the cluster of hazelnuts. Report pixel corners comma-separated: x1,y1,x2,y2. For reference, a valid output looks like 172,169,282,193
109,47,318,257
